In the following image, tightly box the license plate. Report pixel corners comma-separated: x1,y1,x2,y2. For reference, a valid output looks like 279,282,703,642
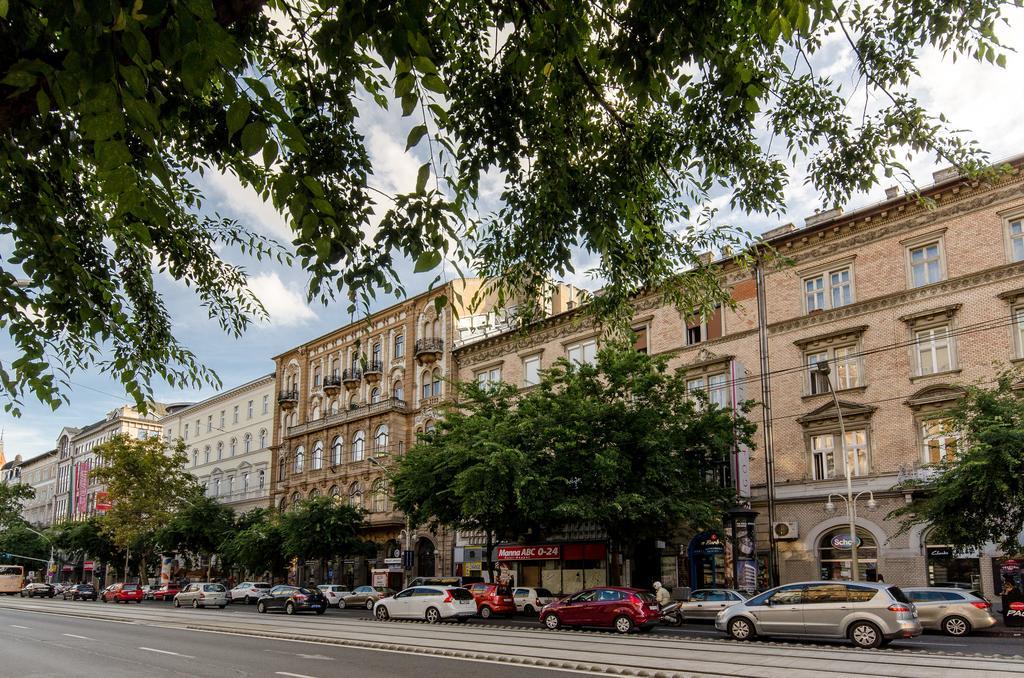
648,605,658,610
310,604,321,608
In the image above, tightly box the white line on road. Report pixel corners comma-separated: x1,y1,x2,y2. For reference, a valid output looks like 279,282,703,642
62,633,94,640
10,624,31,629
138,646,195,658
294,653,335,661
276,672,319,678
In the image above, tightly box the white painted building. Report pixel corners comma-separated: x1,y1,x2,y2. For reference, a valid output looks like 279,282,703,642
18,449,58,528
161,374,275,513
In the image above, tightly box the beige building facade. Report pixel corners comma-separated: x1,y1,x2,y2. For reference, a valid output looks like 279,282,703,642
160,374,275,513
18,448,58,527
454,158,1024,600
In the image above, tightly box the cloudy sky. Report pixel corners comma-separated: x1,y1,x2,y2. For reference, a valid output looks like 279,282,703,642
3,8,1024,460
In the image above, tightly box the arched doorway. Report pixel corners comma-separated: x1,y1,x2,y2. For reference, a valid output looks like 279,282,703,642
818,526,878,581
416,538,436,578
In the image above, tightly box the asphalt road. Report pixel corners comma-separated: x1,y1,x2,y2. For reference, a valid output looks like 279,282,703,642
0,604,567,678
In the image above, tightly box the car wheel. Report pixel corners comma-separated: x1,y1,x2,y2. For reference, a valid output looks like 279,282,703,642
315,607,325,615
257,601,267,614
543,613,561,630
849,621,883,649
524,605,534,615
425,606,442,624
19,591,24,597
136,599,141,604
479,606,492,619
943,615,971,637
728,617,754,641
285,602,295,615
219,604,226,609
173,598,181,608
337,598,346,609
192,599,200,609
244,596,251,605
375,605,390,621
365,599,374,611
614,615,635,634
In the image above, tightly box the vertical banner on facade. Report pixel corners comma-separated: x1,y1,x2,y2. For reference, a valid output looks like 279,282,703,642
74,461,90,516
160,555,174,586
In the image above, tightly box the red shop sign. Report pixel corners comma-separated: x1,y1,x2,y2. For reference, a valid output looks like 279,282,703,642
496,545,561,561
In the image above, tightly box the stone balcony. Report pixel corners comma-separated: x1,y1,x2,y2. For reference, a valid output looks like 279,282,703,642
286,397,408,438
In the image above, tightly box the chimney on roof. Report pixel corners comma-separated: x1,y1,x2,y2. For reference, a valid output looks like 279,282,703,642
762,223,797,240
696,251,713,265
804,207,843,228
884,186,899,199
932,167,959,184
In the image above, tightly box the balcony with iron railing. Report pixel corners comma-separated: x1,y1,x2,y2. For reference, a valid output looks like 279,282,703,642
342,367,362,390
363,360,384,383
286,397,408,437
277,389,298,410
414,338,444,365
322,374,343,395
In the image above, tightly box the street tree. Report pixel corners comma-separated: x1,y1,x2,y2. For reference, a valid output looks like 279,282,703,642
279,497,372,581
49,516,122,567
0,523,48,568
893,373,1024,552
89,434,199,576
1,1,1011,415
220,508,288,581
394,343,755,578
157,492,235,576
0,482,34,528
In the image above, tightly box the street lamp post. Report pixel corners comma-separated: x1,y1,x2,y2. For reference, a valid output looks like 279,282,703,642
367,455,413,588
824,490,878,581
22,526,55,583
815,360,861,582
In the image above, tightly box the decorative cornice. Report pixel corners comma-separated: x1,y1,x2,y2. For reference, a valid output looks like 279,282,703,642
905,384,966,410
793,324,869,348
159,374,275,422
898,303,961,325
997,286,1024,301
797,399,877,425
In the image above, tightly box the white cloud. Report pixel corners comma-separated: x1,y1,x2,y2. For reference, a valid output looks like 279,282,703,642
247,272,317,327
202,170,293,241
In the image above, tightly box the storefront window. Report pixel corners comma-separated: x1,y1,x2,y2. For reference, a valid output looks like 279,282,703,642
927,545,981,588
818,527,878,581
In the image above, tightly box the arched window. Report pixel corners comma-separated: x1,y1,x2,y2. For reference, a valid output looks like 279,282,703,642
230,438,237,456
216,442,223,460
348,481,363,508
351,431,365,462
330,399,339,414
372,342,382,364
291,491,300,504
349,394,358,409
425,420,436,433
393,380,404,401
394,334,405,358
278,457,286,480
329,485,341,502
370,387,381,403
421,370,431,399
309,488,320,499
242,472,249,492
258,469,266,489
226,476,234,496
431,368,442,396
311,401,320,420
312,441,323,470
192,450,198,467
432,318,440,337
371,478,389,513
214,477,221,496
422,320,431,338
331,436,342,465
204,446,211,464
244,433,252,453
374,424,389,451
818,526,879,582
293,446,305,473
259,429,267,448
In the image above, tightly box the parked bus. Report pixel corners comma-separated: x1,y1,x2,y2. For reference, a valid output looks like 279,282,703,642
0,565,25,595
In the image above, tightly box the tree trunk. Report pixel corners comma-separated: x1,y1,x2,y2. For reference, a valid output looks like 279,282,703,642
485,531,494,583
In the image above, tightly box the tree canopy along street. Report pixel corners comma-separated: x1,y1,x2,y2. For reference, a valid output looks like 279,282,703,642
0,0,1014,414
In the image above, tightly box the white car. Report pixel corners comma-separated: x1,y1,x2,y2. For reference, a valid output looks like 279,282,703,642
317,584,350,607
229,581,271,605
513,586,557,614
373,586,478,623
174,582,228,609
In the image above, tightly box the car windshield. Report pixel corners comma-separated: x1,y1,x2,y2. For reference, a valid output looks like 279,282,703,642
448,587,475,600
80,585,94,590
204,584,225,592
123,584,138,591
253,583,270,588
535,588,554,597
296,587,315,595
887,586,911,604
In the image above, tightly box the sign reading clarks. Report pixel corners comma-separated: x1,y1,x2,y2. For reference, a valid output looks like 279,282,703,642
496,545,561,561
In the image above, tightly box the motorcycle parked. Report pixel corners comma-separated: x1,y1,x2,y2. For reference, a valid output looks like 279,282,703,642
660,601,683,627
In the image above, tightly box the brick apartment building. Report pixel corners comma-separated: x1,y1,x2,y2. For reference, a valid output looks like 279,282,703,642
453,157,1024,600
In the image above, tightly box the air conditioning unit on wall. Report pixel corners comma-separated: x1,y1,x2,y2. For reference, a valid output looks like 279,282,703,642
773,521,799,540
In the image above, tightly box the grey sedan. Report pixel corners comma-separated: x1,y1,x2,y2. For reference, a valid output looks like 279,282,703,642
341,585,395,610
903,587,998,636
677,589,746,620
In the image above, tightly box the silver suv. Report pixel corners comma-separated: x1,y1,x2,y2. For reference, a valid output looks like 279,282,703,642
716,581,922,648
903,587,998,636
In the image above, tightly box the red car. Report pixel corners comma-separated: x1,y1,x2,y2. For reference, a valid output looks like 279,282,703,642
465,583,517,619
101,583,144,604
151,584,182,601
539,587,661,633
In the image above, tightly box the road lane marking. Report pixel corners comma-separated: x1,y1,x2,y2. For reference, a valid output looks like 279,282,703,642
138,646,195,658
10,624,31,629
295,653,334,661
276,673,319,678
63,633,94,640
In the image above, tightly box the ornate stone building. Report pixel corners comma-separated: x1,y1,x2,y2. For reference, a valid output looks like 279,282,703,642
453,156,1024,600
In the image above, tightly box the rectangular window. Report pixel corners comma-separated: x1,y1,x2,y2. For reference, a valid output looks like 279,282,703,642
247,400,254,419
708,373,729,408
811,434,835,480
811,430,869,479
262,395,269,415
804,267,853,313
844,430,869,476
523,356,541,387
909,242,943,287
219,411,225,428
806,351,829,394
915,326,952,375
232,405,239,424
633,326,648,354
686,377,705,396
566,339,597,366
184,424,189,439
922,420,959,465
1010,219,1024,262
1015,307,1024,358
207,415,212,432
806,346,861,395
476,366,502,390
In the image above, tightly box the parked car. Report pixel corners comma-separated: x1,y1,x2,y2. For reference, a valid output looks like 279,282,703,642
341,585,394,610
174,582,228,609
151,584,182,602
716,581,922,649
373,586,478,622
256,585,327,615
675,589,747,621
229,581,271,605
408,576,485,588
139,585,154,599
903,587,997,636
101,582,145,604
513,587,557,614
317,584,350,608
63,583,98,601
539,587,662,634
20,583,55,598
465,582,516,618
